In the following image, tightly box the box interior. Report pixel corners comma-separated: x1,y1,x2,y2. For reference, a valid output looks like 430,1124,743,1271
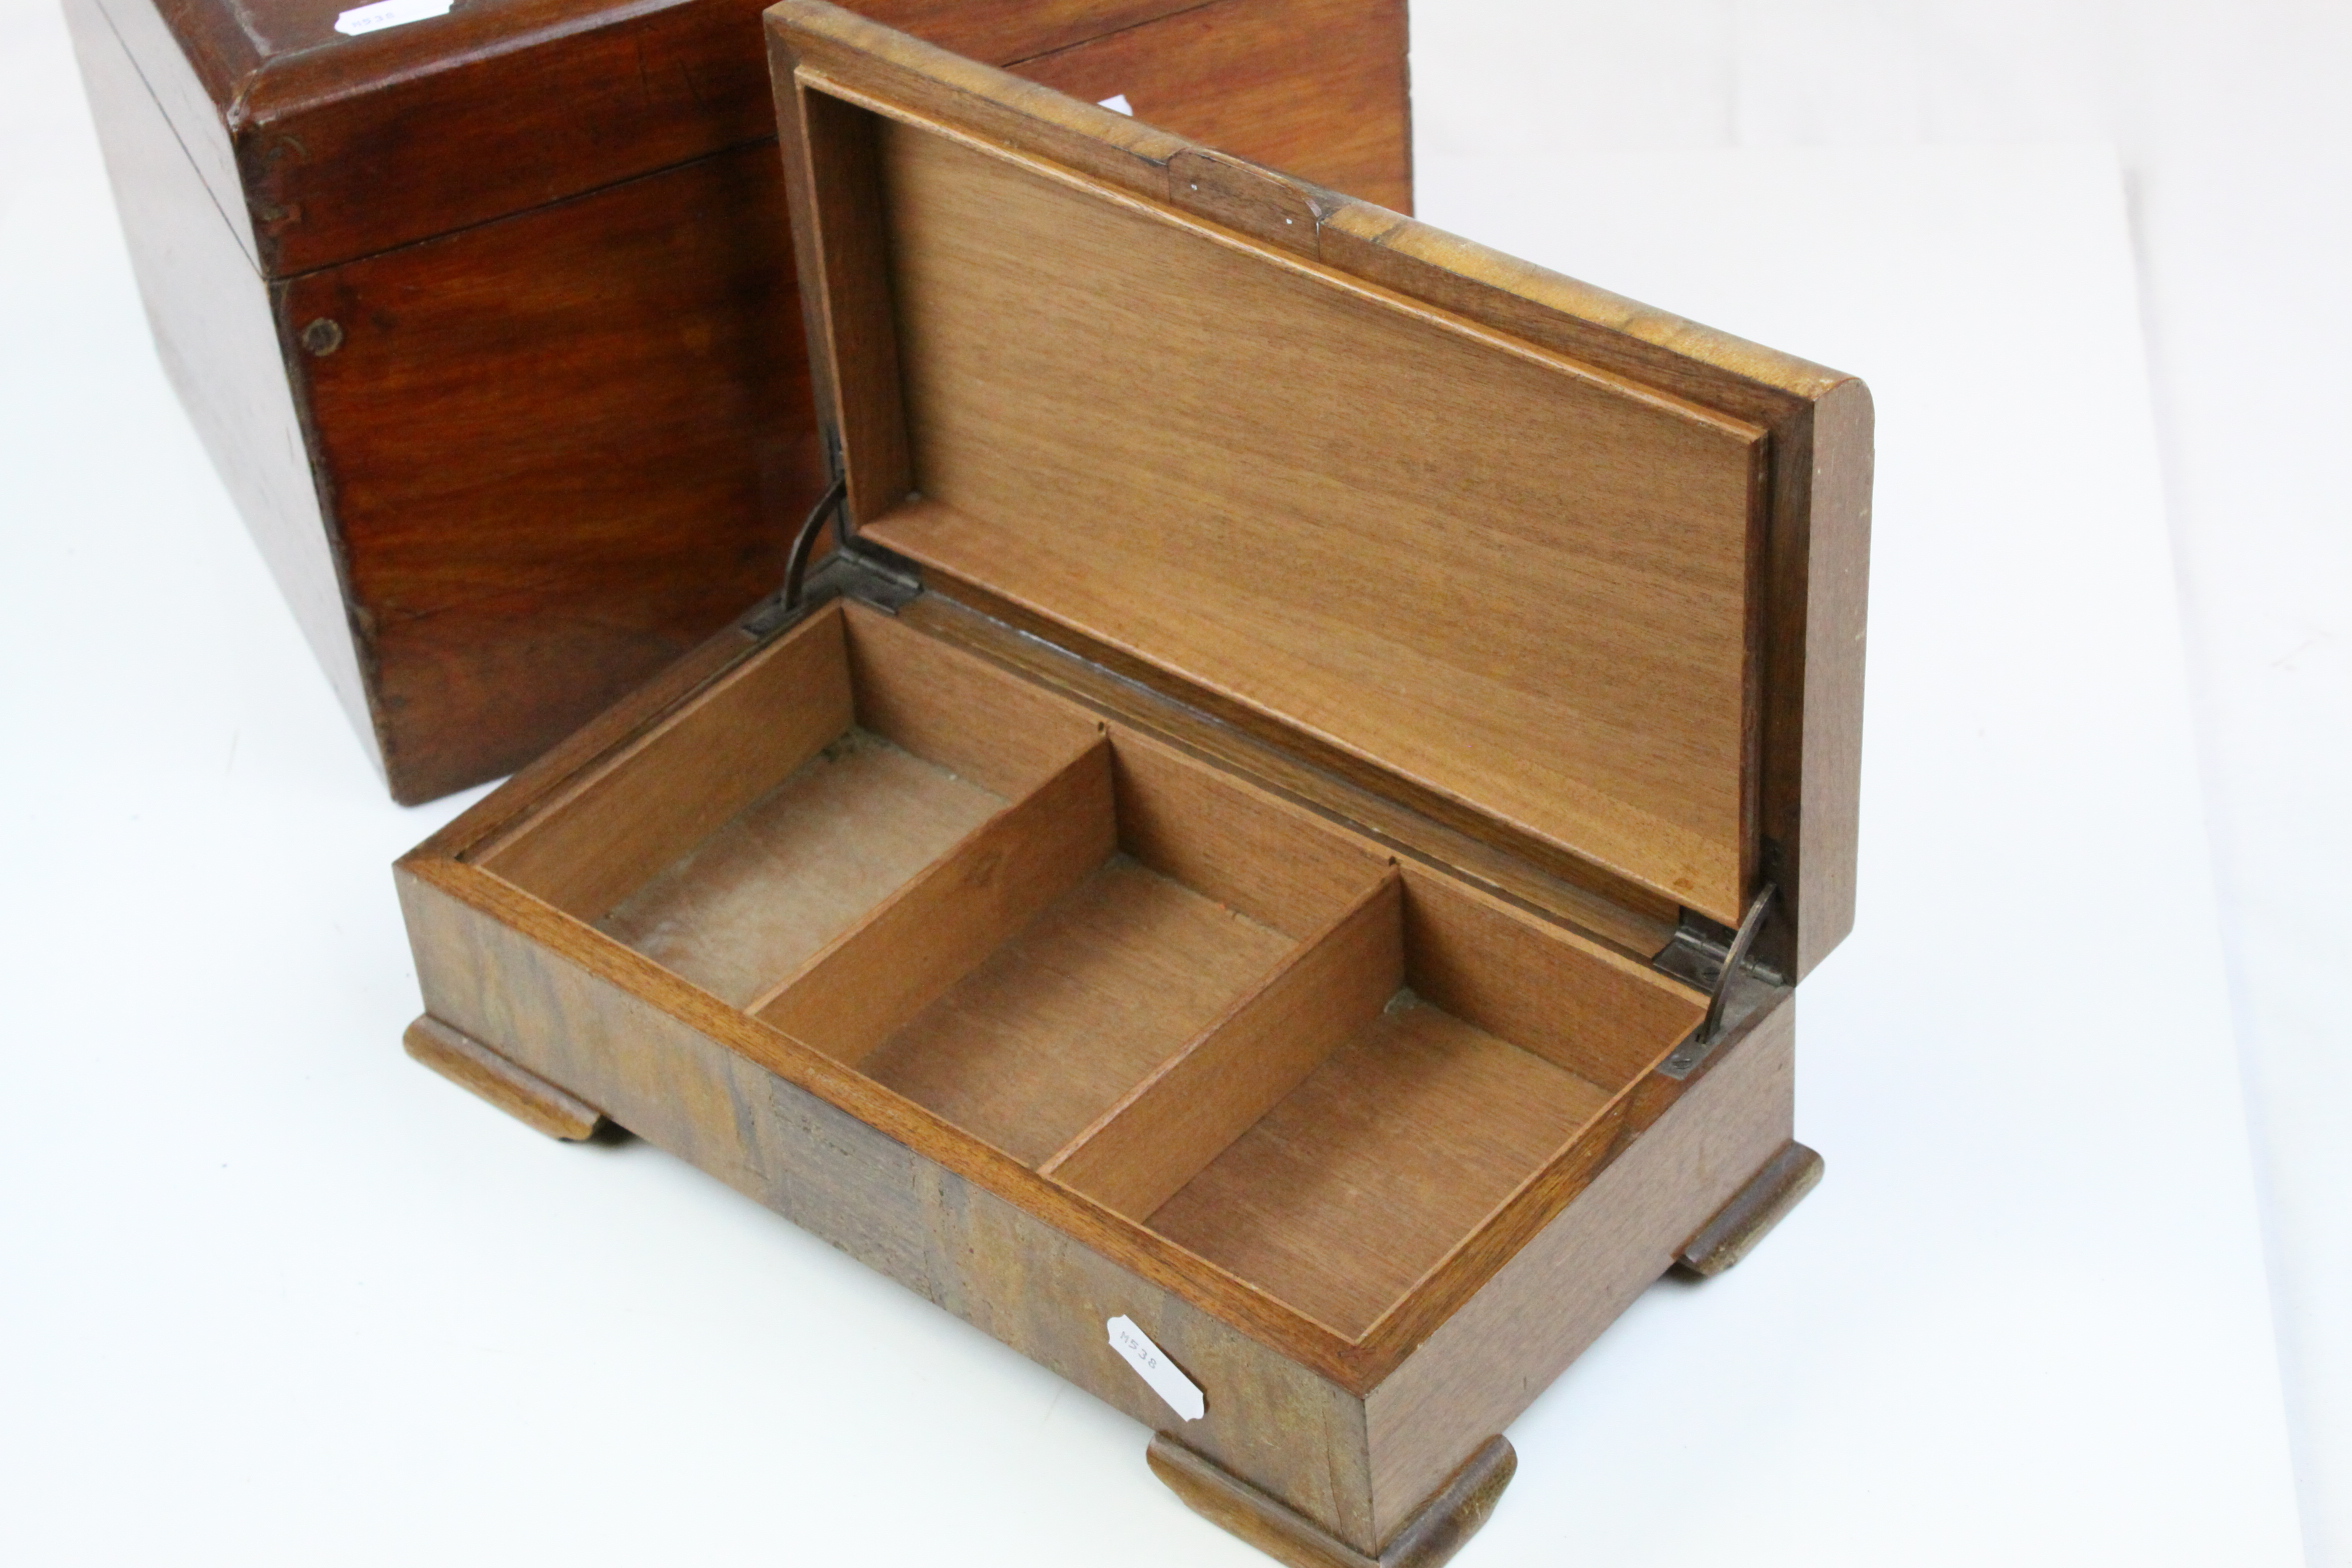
848,110,1765,928
476,601,1707,1338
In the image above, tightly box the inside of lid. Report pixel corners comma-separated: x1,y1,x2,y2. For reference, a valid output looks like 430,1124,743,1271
471,598,1706,1339
836,111,1766,926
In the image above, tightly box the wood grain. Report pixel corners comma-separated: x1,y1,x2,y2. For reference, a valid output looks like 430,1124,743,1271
412,617,777,867
403,1014,606,1140
379,13,1867,1553
596,728,1005,1005
842,598,1101,796
1150,1431,1514,1568
755,740,1116,1061
1044,874,1402,1217
283,141,819,802
862,854,1297,1164
774,79,914,530
1677,1138,1824,1277
859,119,1767,922
895,590,1682,961
1780,377,1874,979
1148,997,1617,1337
775,0,1871,968
1398,864,1703,1089
403,748,1805,1552
1110,723,1391,938
65,0,381,773
395,853,1386,1549
120,0,1253,277
477,604,854,921
475,597,1105,936
1359,996,1795,1542
95,0,1414,801
412,602,1735,1394
1009,0,1413,215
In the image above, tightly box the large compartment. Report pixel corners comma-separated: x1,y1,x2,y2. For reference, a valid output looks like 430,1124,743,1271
476,601,1097,1005
474,599,1707,1340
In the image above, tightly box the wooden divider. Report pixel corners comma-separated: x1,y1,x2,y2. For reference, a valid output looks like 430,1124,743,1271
1108,724,1393,937
753,737,1114,1062
842,601,1099,797
1043,872,1403,1219
1397,865,1704,1087
479,604,853,920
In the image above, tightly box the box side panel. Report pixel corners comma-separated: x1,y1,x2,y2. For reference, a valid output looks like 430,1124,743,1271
1010,0,1413,214
286,142,819,803
66,0,383,775
1787,380,1873,979
89,0,255,270
1360,1000,1796,1546
396,865,1383,1553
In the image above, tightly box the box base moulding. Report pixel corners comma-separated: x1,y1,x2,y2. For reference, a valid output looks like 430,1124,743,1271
1678,1139,1824,1277
1150,1432,1516,1568
397,999,1822,1564
403,1014,606,1141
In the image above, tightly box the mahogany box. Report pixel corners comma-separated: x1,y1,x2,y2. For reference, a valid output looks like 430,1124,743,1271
394,5,1872,1563
65,0,1411,803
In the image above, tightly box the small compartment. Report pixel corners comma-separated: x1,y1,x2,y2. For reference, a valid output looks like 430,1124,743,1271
755,727,1392,1165
1045,866,1706,1337
475,602,1099,1005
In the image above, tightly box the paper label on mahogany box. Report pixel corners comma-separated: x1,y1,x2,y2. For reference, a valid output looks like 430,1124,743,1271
333,0,451,35
1107,1315,1203,1421
1097,93,1134,116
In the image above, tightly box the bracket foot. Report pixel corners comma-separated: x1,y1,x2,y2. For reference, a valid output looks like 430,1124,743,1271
404,1015,605,1140
1149,1433,1513,1568
1677,1140,1823,1277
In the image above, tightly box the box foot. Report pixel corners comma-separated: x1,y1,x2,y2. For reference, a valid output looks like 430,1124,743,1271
1148,1432,1513,1568
403,1015,606,1140
1677,1139,1823,1277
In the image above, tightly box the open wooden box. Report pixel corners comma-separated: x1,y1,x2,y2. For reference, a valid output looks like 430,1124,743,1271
395,6,1871,1563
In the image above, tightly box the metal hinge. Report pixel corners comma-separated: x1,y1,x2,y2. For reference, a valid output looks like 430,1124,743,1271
1656,883,1777,1079
740,430,923,634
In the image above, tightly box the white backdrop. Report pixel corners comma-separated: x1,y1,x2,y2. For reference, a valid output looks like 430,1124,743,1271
1417,6,2352,1559
0,0,2332,1562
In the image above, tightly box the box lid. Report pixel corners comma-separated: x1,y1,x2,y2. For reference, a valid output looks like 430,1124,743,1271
99,0,1224,276
767,1,1872,975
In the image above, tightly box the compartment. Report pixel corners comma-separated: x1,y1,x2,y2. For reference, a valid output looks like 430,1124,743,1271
474,592,1707,1343
756,728,1392,1165
1046,865,1707,1337
475,601,1099,1005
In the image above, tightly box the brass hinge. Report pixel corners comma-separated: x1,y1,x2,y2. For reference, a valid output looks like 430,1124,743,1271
1655,883,1777,1079
740,430,923,634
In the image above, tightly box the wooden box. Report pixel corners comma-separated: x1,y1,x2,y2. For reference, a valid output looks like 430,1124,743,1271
65,0,1411,803
395,5,1872,1562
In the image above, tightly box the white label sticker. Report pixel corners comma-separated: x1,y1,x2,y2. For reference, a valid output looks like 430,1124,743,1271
1097,93,1135,116
1107,1315,1203,1421
333,0,452,35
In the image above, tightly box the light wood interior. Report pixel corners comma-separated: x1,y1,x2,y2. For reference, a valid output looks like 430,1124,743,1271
858,858,1298,1164
476,602,1099,1004
855,114,1768,924
1051,866,1705,1336
482,596,1707,1339
756,723,1391,1163
597,732,1002,1005
1145,1000,1614,1338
